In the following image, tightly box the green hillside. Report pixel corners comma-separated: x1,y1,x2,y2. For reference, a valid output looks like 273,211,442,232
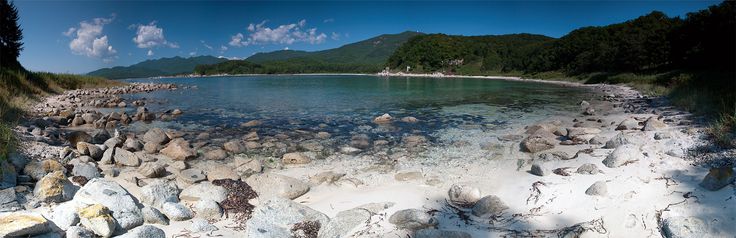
88,56,227,79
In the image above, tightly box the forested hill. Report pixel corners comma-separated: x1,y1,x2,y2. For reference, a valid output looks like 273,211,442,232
387,1,735,75
88,56,227,79
195,31,423,75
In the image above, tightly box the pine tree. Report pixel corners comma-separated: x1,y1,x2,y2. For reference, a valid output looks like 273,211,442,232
0,0,23,69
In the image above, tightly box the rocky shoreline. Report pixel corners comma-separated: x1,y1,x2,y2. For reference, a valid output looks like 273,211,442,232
1,79,734,238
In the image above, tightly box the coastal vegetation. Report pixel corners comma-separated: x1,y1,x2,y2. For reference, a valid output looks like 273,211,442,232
0,0,119,161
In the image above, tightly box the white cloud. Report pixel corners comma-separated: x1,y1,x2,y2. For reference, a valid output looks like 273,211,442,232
189,51,196,56
217,55,241,60
331,32,340,40
201,40,213,50
65,15,117,62
147,50,154,56
323,18,334,23
229,19,327,47
133,22,178,49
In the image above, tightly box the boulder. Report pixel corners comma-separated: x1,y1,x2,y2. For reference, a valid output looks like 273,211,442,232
530,163,547,176
190,218,218,233
179,182,228,203
113,148,140,167
389,209,437,230
49,201,81,230
471,195,508,217
245,197,330,238
161,202,193,221
140,180,179,208
447,184,481,207
654,132,672,140
194,199,222,220
123,138,144,152
576,163,602,175
318,207,372,238
585,181,607,196
0,212,50,237
699,166,735,191
642,117,667,131
604,132,640,149
616,118,639,130
143,142,160,154
282,152,311,165
520,131,556,153
23,159,65,181
234,157,262,177
160,139,197,160
414,229,472,238
1,161,17,189
100,148,114,165
142,128,169,145
245,173,310,200
661,216,706,238
78,204,116,237
116,225,165,238
137,163,165,178
602,144,641,168
72,162,100,180
103,137,123,150
72,179,143,230
0,187,20,212
33,171,76,203
141,206,169,225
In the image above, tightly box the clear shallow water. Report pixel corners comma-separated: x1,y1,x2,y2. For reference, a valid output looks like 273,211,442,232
123,75,595,141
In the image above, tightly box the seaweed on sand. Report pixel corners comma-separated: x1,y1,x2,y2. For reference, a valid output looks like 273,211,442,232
290,220,321,238
211,179,258,230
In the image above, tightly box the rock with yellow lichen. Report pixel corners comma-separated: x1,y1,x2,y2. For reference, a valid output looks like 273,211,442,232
33,170,77,202
79,204,117,237
0,212,50,237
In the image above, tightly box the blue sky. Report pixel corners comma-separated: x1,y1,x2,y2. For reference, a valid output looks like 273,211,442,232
15,0,719,74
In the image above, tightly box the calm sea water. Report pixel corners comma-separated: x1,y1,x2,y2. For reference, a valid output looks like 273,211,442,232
122,75,594,140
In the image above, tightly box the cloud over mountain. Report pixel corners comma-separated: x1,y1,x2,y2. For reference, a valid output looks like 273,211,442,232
64,15,117,62
229,19,327,47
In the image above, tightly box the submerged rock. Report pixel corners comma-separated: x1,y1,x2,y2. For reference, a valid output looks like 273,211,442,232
373,113,393,124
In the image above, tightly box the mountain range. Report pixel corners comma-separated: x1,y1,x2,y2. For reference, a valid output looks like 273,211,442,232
87,56,228,79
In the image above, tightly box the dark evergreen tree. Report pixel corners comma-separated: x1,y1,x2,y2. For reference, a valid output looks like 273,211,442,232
0,0,23,69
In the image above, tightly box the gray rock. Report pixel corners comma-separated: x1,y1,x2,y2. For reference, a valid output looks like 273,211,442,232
194,199,222,220
602,144,641,168
318,208,372,238
447,184,481,207
245,197,330,238
661,216,706,238
604,132,639,149
699,166,735,191
530,163,547,176
389,209,437,230
72,162,100,180
103,137,123,150
414,229,472,238
23,159,65,181
179,182,228,203
0,187,20,212
100,148,114,165
113,148,140,167
72,178,143,231
0,161,16,190
116,225,165,238
178,169,206,185
471,195,508,217
520,133,555,153
33,171,76,203
223,140,244,153
48,201,81,230
142,128,169,145
161,202,193,221
190,218,218,233
141,207,169,225
123,138,144,152
140,180,179,208
576,163,602,175
204,148,228,160
245,173,310,200
65,226,95,238
585,181,608,196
